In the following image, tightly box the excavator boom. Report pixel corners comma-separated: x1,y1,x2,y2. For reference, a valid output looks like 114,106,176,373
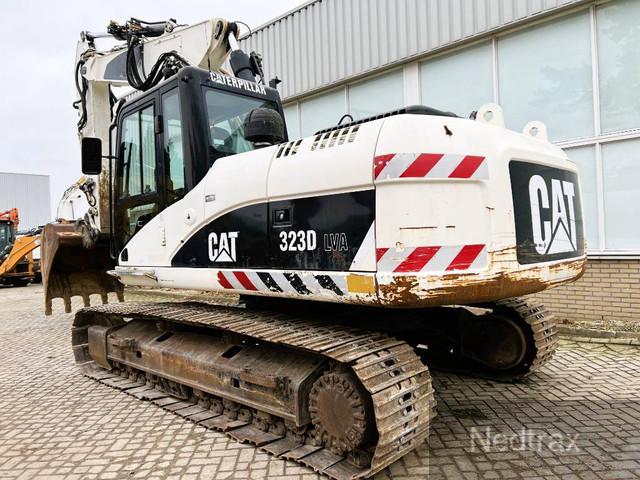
42,17,245,312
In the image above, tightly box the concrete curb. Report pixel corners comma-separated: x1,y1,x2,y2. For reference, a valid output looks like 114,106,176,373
558,325,640,346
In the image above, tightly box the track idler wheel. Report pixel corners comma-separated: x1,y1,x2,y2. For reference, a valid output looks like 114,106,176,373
460,313,528,371
309,371,374,456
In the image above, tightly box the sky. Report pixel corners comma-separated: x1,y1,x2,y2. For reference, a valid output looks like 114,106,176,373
0,0,304,219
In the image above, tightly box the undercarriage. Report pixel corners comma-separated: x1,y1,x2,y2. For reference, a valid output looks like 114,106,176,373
73,297,556,479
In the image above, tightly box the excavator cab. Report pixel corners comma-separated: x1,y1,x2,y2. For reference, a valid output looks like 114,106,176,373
0,219,14,256
111,66,285,254
43,65,286,313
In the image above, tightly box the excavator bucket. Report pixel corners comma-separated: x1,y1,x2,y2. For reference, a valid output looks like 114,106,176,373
41,223,123,315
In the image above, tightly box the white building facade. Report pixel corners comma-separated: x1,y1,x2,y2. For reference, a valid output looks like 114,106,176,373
241,0,640,323
0,172,51,230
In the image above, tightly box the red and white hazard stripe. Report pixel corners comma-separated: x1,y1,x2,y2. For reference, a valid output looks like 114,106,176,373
217,271,258,291
376,244,487,273
374,153,488,180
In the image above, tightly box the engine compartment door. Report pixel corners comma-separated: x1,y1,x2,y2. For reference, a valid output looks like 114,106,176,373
266,122,381,272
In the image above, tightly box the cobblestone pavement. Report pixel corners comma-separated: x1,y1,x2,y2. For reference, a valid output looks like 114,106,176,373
0,284,639,480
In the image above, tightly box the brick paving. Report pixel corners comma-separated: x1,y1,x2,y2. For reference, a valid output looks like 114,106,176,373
0,284,638,480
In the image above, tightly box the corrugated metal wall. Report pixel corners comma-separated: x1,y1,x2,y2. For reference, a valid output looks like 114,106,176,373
0,173,51,230
240,0,588,100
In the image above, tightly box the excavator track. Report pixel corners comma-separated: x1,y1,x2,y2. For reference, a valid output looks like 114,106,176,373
496,298,559,378
72,302,435,480
243,296,559,382
405,298,559,381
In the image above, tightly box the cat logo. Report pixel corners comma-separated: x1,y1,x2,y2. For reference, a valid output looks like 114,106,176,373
208,231,238,263
528,175,577,255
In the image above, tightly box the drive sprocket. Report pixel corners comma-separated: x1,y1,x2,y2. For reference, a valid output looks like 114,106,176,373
309,371,373,456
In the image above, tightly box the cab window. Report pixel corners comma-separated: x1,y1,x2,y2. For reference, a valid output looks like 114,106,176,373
205,89,278,157
119,105,156,198
116,104,160,249
162,89,185,204
0,222,12,253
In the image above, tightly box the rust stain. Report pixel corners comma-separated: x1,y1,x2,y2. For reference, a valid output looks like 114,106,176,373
98,166,111,232
379,248,587,307
379,275,422,306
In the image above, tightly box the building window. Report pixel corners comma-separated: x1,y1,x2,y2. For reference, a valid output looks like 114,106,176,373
348,71,404,120
283,104,300,140
300,88,346,137
420,41,493,118
497,12,594,142
282,3,640,255
602,138,640,250
596,0,640,134
565,146,599,250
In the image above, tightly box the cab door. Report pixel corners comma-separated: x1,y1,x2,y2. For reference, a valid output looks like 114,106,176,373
114,102,162,255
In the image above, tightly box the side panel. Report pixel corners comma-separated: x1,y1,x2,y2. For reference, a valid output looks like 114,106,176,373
267,122,380,200
374,115,492,278
171,190,375,271
267,121,382,272
268,190,375,271
122,146,278,267
172,203,267,268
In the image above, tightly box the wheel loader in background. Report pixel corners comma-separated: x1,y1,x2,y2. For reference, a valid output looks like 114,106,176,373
0,208,40,287
41,16,586,479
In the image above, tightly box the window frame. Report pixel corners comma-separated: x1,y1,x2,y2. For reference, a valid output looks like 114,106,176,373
202,86,282,160
116,99,159,203
114,98,162,252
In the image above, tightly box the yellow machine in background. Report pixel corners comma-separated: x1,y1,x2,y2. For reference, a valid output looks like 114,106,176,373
0,208,41,287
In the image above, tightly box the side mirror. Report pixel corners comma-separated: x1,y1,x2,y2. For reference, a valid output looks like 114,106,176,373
81,137,103,175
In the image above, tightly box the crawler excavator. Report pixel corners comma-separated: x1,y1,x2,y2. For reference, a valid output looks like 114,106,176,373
41,16,587,479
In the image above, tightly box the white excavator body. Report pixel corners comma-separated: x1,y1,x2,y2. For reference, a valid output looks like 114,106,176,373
113,98,585,308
